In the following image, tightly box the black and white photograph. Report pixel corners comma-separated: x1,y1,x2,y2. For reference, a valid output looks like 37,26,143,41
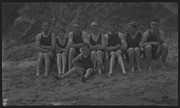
2,2,178,106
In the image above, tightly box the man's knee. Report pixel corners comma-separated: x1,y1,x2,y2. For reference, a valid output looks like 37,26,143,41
116,50,122,56
145,45,152,50
91,51,96,56
97,50,104,57
162,43,168,50
44,53,52,59
134,47,140,53
39,53,44,58
69,47,75,54
110,51,116,56
86,68,94,73
62,52,67,57
127,47,134,53
56,53,62,57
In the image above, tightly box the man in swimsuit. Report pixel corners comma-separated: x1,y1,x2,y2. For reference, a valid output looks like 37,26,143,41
141,18,168,71
55,42,102,82
35,21,56,77
56,28,68,75
67,23,89,71
125,21,142,72
104,22,127,76
88,21,106,75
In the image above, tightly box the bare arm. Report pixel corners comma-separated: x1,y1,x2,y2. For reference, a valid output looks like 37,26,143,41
159,30,166,44
35,34,49,52
83,31,89,44
89,33,105,51
119,33,127,50
141,31,155,47
88,34,99,50
72,54,83,68
91,53,102,71
41,33,56,50
100,33,106,50
71,31,87,48
67,32,73,50
107,33,125,51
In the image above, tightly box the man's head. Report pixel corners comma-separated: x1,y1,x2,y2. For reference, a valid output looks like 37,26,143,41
127,21,137,33
80,42,91,56
58,28,66,37
110,22,118,34
150,18,160,31
73,23,81,34
91,21,98,30
42,21,51,32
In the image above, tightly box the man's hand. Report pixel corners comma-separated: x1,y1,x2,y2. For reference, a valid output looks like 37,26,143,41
152,42,161,46
106,47,113,52
98,46,105,50
79,67,85,72
56,48,64,53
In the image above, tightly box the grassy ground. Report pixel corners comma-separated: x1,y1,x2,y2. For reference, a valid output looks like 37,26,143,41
2,57,178,106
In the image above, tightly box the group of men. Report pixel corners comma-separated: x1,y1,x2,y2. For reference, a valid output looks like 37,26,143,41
35,18,168,82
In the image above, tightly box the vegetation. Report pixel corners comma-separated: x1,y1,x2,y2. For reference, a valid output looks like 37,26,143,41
2,2,178,61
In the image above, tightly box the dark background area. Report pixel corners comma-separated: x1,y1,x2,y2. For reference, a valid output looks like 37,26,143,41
2,2,178,61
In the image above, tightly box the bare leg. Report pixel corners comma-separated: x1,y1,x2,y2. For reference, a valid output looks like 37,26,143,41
109,51,116,75
62,52,67,74
68,48,76,71
155,45,163,58
161,43,168,70
84,68,94,79
97,50,104,75
116,50,127,74
127,48,135,72
36,52,44,76
44,52,54,77
56,53,62,75
61,67,82,79
134,47,142,72
91,51,97,69
145,45,152,72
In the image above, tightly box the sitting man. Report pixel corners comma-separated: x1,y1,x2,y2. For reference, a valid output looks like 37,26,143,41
88,21,106,75
141,18,168,71
55,42,102,82
67,23,89,71
124,21,142,72
35,21,56,77
104,22,127,76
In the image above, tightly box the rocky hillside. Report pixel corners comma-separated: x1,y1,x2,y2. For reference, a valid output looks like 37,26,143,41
2,2,178,61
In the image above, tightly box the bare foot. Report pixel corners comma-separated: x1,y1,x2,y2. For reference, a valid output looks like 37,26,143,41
161,64,167,71
147,67,152,72
98,69,102,76
36,72,40,76
44,72,48,77
58,72,62,76
62,71,65,75
109,73,113,76
81,76,87,82
131,67,135,73
137,66,142,72
122,69,127,75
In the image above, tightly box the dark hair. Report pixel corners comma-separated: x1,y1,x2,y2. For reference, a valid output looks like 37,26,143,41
82,42,90,49
128,21,137,30
59,28,66,33
42,20,51,26
110,22,118,27
151,18,160,23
